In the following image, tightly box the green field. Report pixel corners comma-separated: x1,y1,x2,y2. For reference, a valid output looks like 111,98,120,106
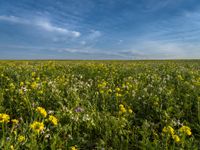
0,60,200,149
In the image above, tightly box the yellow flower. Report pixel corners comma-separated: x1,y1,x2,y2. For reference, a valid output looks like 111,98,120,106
115,87,120,92
172,134,180,143
30,121,44,134
31,72,36,77
36,107,47,117
128,108,133,114
48,115,58,126
11,119,19,124
71,146,78,150
10,145,14,150
116,93,122,97
119,104,126,114
162,126,174,135
18,135,25,143
0,113,10,123
31,82,38,89
20,82,24,86
179,126,192,136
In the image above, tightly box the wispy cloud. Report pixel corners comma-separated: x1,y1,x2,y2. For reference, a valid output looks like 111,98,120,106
0,15,81,38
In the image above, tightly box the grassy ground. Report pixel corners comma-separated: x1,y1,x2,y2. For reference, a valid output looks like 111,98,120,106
0,60,200,149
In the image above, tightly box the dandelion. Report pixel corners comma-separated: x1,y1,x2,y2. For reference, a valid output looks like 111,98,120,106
18,135,25,143
179,125,192,136
48,115,58,126
30,121,44,134
0,113,10,123
36,107,47,117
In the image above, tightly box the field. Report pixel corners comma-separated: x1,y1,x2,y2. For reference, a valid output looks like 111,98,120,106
0,60,200,149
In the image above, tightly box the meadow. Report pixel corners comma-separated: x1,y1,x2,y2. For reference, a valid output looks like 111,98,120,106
0,60,200,150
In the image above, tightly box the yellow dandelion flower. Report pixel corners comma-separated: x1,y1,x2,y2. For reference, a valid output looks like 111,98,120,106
18,135,25,143
30,121,44,134
11,119,19,124
36,107,47,118
48,115,58,126
0,113,10,123
179,126,192,136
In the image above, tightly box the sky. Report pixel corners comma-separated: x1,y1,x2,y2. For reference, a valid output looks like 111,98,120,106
0,0,200,59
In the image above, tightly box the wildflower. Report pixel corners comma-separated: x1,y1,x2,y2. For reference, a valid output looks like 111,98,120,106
20,82,24,86
115,87,120,92
71,146,78,150
162,126,174,135
30,121,44,134
116,93,122,97
128,108,133,114
48,115,58,126
31,82,38,89
31,72,36,77
0,113,10,123
18,135,25,143
9,83,15,90
119,104,126,114
10,145,14,150
11,119,19,125
179,126,192,136
172,134,180,143
36,107,47,118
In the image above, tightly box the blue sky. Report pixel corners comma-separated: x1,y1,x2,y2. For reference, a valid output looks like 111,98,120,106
0,0,200,59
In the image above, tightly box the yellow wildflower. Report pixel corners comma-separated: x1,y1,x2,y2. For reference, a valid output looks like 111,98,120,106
0,113,10,123
115,87,120,92
71,146,78,150
18,135,25,143
172,134,180,143
179,126,192,136
31,82,38,89
162,126,174,135
11,119,19,124
119,104,126,114
30,121,44,134
128,108,133,114
10,145,14,150
116,93,122,97
48,115,58,126
36,107,47,117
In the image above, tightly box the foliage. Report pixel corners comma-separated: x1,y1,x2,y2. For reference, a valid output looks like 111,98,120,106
0,60,200,149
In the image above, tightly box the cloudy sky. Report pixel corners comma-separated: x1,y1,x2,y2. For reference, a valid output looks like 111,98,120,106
0,0,200,59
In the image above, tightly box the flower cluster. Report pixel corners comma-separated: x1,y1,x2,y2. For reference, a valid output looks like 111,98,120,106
0,113,10,123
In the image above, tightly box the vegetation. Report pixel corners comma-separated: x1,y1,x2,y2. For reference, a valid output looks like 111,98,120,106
0,60,200,149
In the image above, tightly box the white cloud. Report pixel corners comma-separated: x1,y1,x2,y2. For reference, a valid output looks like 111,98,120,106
35,20,81,37
87,30,102,40
0,15,81,38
